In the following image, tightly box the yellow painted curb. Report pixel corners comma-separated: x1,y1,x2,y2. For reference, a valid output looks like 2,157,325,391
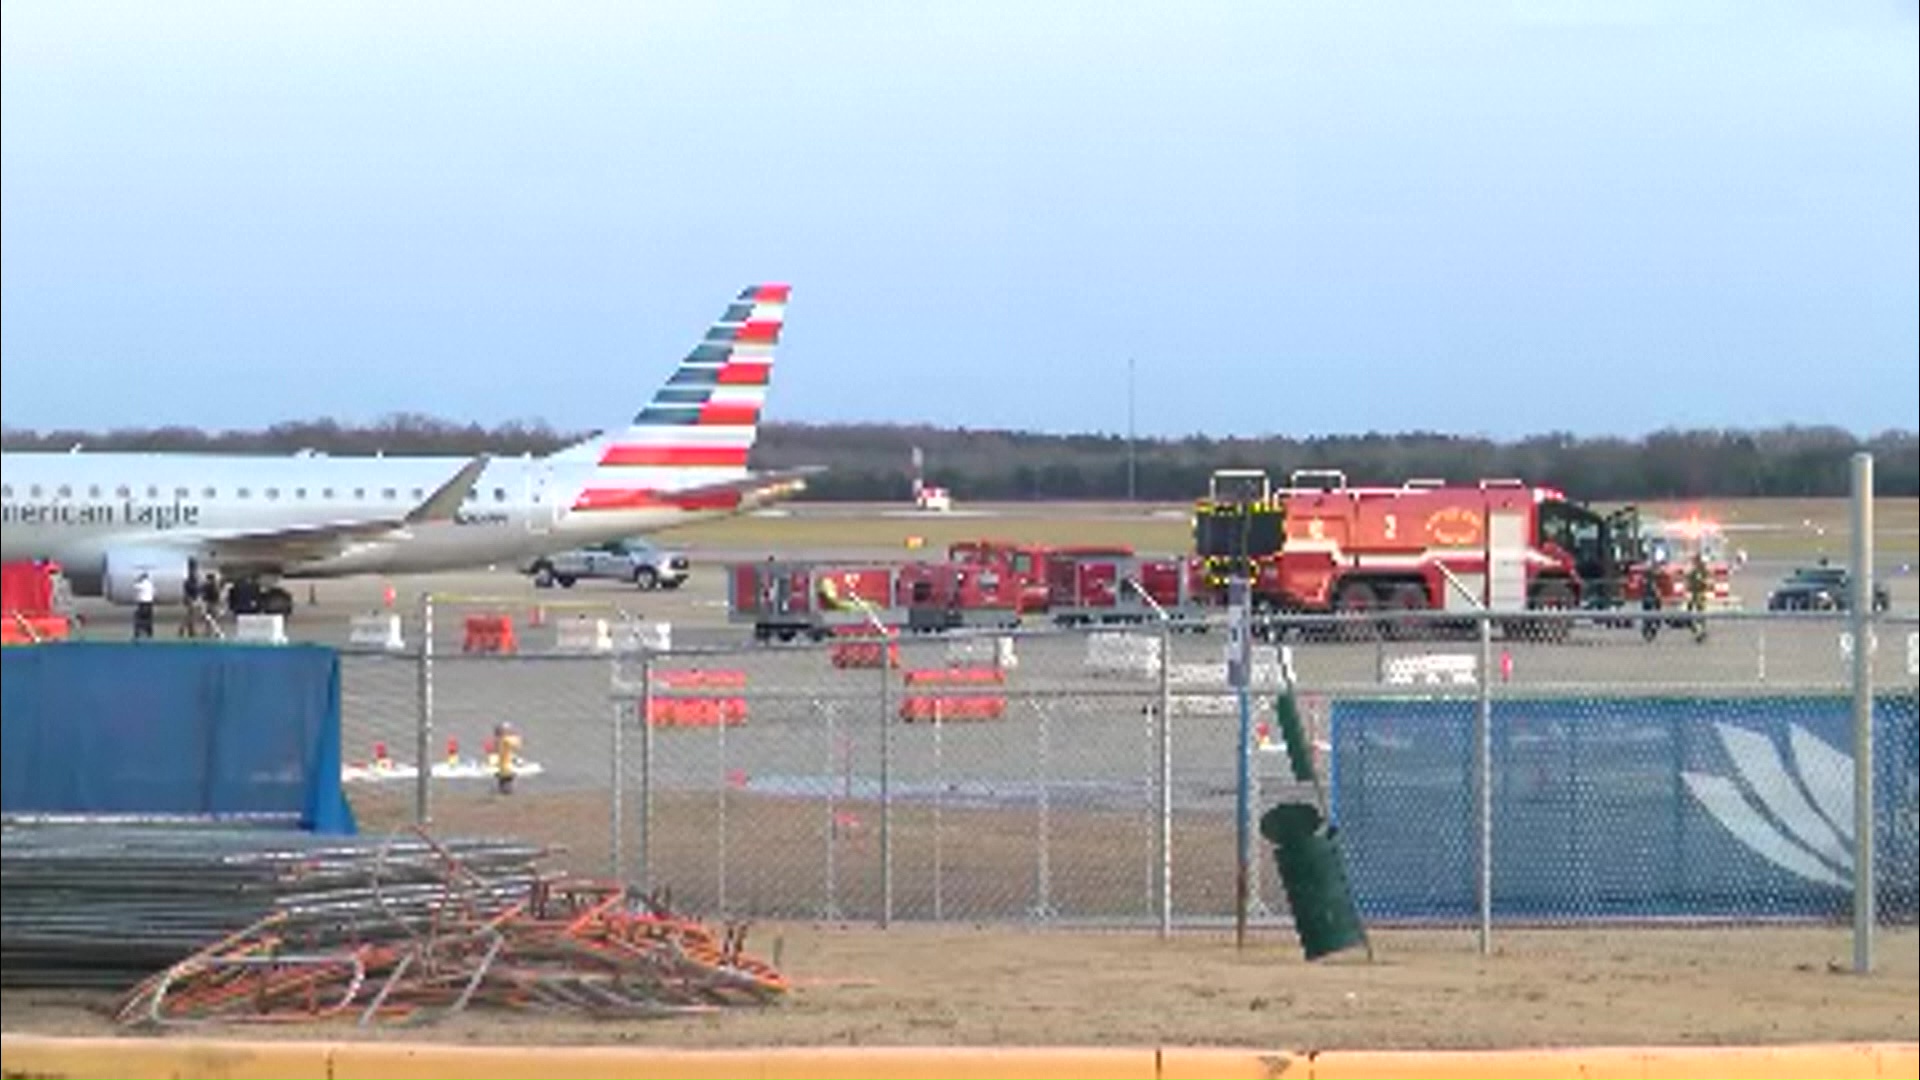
1311,1042,1912,1079
3,1035,1913,1080
0,1035,330,1080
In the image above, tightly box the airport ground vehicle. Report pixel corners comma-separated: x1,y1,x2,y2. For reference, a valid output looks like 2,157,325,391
524,538,690,590
946,540,1134,613
1766,564,1890,613
1045,552,1211,626
729,559,1022,641
1190,469,1648,639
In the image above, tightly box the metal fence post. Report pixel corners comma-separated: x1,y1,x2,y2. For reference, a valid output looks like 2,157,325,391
718,687,730,915
1477,607,1494,956
933,696,945,922
638,650,653,895
824,701,841,920
415,592,434,825
1034,697,1054,919
879,629,893,928
611,659,625,881
1158,620,1173,939
1850,451,1875,973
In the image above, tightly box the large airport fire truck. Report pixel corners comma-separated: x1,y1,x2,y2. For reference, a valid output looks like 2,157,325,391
1191,469,1648,639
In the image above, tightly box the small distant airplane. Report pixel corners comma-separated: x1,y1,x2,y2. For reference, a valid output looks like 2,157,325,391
0,284,817,614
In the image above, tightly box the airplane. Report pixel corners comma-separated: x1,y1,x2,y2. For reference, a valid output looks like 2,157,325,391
0,284,817,615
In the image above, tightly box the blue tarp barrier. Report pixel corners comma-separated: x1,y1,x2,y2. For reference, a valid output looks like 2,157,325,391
1,643,356,834
1329,693,1918,921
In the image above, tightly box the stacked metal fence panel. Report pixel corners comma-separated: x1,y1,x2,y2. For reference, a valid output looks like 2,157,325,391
0,824,545,987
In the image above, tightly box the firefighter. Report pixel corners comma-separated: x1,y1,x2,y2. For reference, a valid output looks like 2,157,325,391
1639,559,1663,642
1684,551,1711,643
492,721,521,795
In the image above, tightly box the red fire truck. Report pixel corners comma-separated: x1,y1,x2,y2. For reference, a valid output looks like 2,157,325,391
1046,552,1210,626
730,559,1023,641
946,540,1133,614
1192,469,1647,639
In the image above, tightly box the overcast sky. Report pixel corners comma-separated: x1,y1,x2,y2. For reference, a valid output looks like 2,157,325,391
3,1,1915,440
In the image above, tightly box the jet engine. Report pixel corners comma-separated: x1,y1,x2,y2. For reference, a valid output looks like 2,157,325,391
102,548,194,605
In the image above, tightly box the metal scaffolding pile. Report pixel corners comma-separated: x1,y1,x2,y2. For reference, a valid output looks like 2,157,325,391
2,823,787,1025
1,824,544,989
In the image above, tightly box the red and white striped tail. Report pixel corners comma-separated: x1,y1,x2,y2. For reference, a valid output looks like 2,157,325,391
565,285,788,513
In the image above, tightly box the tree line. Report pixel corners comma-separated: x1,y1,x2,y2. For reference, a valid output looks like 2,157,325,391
3,416,1915,501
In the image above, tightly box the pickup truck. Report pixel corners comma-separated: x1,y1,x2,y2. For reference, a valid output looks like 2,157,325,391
524,539,690,591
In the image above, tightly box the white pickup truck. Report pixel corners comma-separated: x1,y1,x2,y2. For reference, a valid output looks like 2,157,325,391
523,539,690,591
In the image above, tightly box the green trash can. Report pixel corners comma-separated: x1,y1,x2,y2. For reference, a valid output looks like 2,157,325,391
1260,802,1368,961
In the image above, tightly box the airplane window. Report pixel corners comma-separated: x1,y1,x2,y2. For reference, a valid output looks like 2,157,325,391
353,488,365,499
322,488,335,499
265,488,280,500
116,485,130,498
294,488,307,500
464,490,476,502
89,485,102,498
238,487,251,499
382,488,397,500
493,487,506,502
203,487,216,498
147,486,158,498
57,485,71,498
175,487,188,499
411,488,424,500
1,485,11,498
30,485,42,497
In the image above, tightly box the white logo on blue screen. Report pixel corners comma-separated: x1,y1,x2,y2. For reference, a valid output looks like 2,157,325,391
1682,723,1856,888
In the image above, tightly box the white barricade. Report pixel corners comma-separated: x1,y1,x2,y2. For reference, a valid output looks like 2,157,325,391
1909,631,1918,678
1383,653,1478,686
348,612,407,652
612,620,672,653
234,614,287,645
1086,632,1162,679
554,617,614,654
947,635,1018,669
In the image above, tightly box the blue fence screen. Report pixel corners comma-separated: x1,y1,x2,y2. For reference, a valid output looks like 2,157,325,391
1,643,356,834
1329,694,1919,921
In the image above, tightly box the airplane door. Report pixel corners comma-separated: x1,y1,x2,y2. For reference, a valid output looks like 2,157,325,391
1487,508,1528,611
525,464,554,535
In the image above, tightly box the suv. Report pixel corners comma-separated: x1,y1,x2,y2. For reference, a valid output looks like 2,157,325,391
1766,564,1890,613
524,539,690,591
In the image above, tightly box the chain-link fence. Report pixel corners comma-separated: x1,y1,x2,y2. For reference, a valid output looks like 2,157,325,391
336,601,1920,947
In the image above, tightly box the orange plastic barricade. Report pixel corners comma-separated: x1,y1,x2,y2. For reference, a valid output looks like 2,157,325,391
899,666,1008,723
829,626,901,669
461,614,518,654
647,669,749,728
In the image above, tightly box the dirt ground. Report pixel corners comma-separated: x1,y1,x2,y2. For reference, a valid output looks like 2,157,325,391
4,925,1914,1050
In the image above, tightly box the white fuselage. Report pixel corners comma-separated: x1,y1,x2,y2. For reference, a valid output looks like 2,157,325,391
0,451,737,580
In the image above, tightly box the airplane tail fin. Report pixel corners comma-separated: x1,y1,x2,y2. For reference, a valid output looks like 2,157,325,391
560,284,789,512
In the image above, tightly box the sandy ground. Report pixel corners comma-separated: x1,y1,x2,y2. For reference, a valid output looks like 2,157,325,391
4,925,1915,1049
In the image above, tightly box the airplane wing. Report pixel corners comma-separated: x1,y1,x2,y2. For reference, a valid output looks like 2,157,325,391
183,455,492,569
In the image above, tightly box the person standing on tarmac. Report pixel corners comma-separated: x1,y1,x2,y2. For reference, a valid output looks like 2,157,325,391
179,560,203,638
1685,551,1711,643
132,571,156,640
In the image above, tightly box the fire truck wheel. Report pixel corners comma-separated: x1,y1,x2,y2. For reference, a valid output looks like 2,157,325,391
1333,581,1381,642
1529,580,1577,643
1382,584,1429,641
